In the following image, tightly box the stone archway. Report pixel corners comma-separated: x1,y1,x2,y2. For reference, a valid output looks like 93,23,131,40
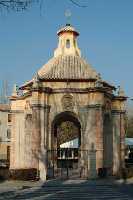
52,111,81,150
47,111,83,179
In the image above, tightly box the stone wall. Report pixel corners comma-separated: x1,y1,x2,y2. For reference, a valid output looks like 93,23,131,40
10,80,127,180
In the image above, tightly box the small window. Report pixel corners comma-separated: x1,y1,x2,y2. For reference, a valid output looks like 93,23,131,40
7,129,11,139
66,39,70,48
8,114,12,123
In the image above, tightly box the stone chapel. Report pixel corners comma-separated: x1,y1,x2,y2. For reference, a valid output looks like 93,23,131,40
10,24,127,181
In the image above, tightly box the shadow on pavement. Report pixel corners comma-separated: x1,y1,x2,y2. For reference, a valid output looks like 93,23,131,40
0,178,133,200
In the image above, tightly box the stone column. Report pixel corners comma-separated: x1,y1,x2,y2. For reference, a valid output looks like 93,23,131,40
39,104,50,181
83,104,103,178
112,91,127,177
120,112,126,169
44,105,51,149
31,78,41,178
95,105,104,171
82,107,95,178
31,105,41,172
112,111,121,176
112,110,126,176
79,127,87,178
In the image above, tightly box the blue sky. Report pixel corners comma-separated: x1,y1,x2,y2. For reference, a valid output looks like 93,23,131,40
0,0,133,102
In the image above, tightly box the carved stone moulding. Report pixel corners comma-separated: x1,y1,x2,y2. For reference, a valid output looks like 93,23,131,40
61,94,74,111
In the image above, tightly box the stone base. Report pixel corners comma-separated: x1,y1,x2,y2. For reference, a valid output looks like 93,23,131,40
10,168,39,181
0,167,10,180
97,168,107,178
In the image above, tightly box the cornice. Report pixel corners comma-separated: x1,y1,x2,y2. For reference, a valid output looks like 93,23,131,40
31,104,50,110
10,92,31,101
111,109,126,115
86,104,104,109
11,110,24,113
113,96,128,101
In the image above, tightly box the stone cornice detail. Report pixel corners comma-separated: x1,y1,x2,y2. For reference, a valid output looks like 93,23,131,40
0,109,10,113
13,87,114,96
87,104,104,109
10,92,31,101
40,78,96,82
40,87,113,94
11,110,24,113
53,88,88,93
31,104,50,110
113,96,128,101
31,87,52,93
112,109,126,115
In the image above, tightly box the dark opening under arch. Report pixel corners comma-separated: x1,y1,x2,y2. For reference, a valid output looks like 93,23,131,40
47,111,88,179
51,111,81,149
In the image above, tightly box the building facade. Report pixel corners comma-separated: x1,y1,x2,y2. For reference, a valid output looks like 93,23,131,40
10,24,127,180
0,104,11,167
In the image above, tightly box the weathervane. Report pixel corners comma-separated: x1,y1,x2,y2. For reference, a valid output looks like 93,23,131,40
65,9,72,25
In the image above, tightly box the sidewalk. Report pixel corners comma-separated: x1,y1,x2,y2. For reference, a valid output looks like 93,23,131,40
0,180,42,192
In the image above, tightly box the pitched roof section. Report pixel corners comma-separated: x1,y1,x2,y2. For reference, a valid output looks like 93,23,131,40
38,55,98,80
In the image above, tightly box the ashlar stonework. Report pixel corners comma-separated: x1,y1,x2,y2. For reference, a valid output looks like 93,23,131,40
10,24,127,181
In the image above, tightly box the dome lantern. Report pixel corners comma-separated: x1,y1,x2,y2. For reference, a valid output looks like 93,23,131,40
54,24,81,57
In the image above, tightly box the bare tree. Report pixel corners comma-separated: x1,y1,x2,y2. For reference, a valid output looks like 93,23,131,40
0,0,87,12
69,0,87,8
0,0,33,11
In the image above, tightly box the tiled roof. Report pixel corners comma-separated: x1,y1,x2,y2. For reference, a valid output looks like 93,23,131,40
57,24,79,36
38,55,98,80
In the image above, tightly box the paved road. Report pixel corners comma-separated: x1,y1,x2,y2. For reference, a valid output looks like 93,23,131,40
0,179,133,200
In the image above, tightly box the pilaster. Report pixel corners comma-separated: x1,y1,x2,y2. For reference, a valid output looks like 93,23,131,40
31,81,41,172
39,103,50,181
31,104,41,169
94,105,104,171
112,94,127,177
112,110,126,176
85,104,104,177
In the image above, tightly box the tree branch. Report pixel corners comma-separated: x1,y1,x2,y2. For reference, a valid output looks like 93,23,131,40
0,0,88,13
0,0,32,11
69,0,87,8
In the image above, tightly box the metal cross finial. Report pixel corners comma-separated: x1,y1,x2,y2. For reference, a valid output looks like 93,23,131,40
65,9,72,25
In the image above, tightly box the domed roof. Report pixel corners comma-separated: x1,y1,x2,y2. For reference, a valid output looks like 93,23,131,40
37,24,98,80
20,24,116,90
38,55,98,80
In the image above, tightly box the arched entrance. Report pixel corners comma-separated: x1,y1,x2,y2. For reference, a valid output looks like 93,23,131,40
47,111,83,179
